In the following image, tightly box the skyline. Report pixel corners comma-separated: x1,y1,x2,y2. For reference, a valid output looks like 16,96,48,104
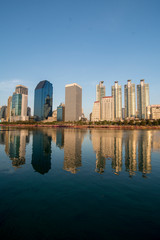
1,0,160,117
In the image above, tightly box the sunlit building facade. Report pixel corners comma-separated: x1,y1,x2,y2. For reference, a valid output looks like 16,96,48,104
137,79,149,119
65,83,82,121
91,101,100,121
96,81,105,119
124,80,136,118
101,96,114,121
112,81,122,120
6,96,12,122
34,80,53,121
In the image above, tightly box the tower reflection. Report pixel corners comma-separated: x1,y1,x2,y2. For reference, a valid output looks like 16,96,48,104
125,131,138,176
5,129,29,168
63,129,86,174
32,131,52,174
138,131,152,176
91,130,123,174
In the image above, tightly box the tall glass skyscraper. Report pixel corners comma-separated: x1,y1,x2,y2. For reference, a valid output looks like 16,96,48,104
124,80,136,118
137,79,149,119
10,85,28,122
34,80,53,121
112,81,122,120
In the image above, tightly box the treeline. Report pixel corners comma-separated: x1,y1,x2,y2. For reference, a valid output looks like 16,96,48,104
1,119,160,126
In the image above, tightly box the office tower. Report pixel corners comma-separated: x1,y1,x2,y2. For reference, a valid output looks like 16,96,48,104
101,96,114,121
6,96,12,122
112,81,122,120
91,101,100,121
57,103,65,121
137,79,149,119
96,81,105,119
65,83,82,121
10,85,28,122
34,80,53,121
124,80,136,119
0,106,7,121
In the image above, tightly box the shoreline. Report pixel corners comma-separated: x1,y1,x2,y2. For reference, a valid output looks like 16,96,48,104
1,124,160,130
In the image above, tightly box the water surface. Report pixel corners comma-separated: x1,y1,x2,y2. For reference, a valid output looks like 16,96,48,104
0,127,160,239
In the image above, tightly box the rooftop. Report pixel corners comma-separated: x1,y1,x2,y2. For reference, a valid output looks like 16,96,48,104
35,80,52,90
65,83,82,89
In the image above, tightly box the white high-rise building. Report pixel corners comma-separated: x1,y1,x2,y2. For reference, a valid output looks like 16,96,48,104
96,81,105,120
101,97,114,121
112,81,122,120
124,80,136,119
92,101,100,121
137,79,149,119
65,83,82,121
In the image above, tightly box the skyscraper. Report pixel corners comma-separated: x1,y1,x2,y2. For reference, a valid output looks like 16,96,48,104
10,85,28,121
96,81,105,119
34,80,53,121
6,96,12,122
124,80,136,119
65,83,82,121
137,79,149,119
96,81,105,102
112,81,122,120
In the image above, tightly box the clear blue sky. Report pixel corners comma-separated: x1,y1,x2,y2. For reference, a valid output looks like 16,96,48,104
0,0,160,117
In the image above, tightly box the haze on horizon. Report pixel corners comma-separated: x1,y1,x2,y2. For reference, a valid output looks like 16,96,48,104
0,0,160,117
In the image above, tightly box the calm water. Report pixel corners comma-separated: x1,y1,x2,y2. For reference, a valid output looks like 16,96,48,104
0,127,160,240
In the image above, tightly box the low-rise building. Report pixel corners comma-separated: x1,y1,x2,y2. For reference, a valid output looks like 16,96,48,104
147,105,160,120
57,103,65,121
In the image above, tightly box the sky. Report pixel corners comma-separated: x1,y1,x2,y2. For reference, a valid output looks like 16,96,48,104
0,0,160,117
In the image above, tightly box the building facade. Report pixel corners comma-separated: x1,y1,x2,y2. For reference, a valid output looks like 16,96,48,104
124,80,136,119
34,80,53,121
0,106,7,121
112,81,122,120
10,85,28,122
6,96,12,122
65,83,82,121
57,103,65,121
146,105,160,120
96,81,105,120
92,101,100,121
137,79,149,119
101,96,114,121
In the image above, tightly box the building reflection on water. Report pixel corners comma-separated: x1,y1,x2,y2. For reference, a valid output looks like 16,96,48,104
91,130,123,174
0,129,30,168
63,129,87,174
0,128,160,176
125,131,137,176
32,130,52,174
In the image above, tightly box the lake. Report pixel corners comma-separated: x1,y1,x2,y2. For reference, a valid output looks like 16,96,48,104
0,127,160,239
